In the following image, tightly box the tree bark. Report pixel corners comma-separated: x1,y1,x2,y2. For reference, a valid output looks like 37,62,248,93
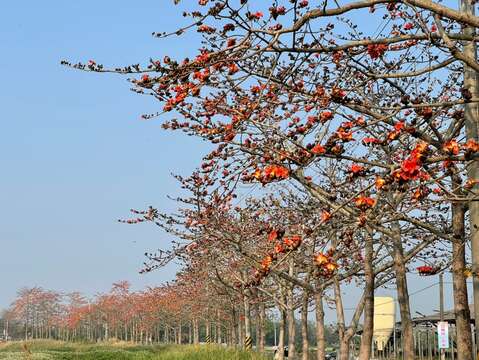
392,222,415,360
278,307,287,360
238,302,244,347
461,0,479,355
178,322,182,345
358,235,375,360
231,306,237,346
452,199,474,360
288,259,297,359
259,303,266,353
193,318,199,344
334,277,349,360
315,292,326,360
301,292,309,360
216,309,221,344
256,305,261,350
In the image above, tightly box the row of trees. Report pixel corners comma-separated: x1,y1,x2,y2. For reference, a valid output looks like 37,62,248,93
1,283,339,348
62,0,479,359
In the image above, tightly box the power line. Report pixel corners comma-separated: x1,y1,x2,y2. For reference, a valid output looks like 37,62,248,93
343,282,439,311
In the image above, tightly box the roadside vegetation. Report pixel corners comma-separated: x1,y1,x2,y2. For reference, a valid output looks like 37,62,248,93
0,340,268,360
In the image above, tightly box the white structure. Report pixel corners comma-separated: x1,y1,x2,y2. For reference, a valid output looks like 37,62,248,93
373,297,396,351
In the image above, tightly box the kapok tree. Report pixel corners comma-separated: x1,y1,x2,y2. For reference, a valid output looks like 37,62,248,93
65,1,479,359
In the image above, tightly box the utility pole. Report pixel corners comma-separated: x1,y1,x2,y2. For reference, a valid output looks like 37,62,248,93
440,273,446,360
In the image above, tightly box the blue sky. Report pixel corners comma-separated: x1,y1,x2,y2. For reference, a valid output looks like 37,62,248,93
0,1,207,307
0,1,472,322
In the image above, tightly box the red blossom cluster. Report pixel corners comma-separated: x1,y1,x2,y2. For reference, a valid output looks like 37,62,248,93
197,25,216,33
349,164,367,178
355,196,376,210
298,0,309,8
314,251,338,276
367,43,388,59
403,22,414,30
246,164,290,184
374,142,430,194
269,6,286,19
248,11,263,20
245,230,303,287
417,265,439,276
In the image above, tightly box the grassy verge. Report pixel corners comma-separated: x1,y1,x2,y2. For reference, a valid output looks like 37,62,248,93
0,340,269,360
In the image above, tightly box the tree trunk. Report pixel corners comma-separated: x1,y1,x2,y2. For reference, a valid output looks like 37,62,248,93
392,222,415,360
231,306,237,346
301,292,309,360
188,321,192,344
104,322,109,341
461,0,479,353
217,309,221,344
288,260,297,359
278,308,287,360
334,277,349,360
193,318,199,344
452,199,474,360
315,292,326,360
338,339,350,360
238,303,244,347
256,308,261,349
259,303,266,353
358,235,374,360
178,322,182,345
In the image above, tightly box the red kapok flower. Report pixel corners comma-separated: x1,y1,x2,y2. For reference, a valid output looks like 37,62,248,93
249,11,263,20
314,253,329,266
417,265,438,276
464,139,479,153
261,255,273,270
320,111,334,123
274,243,285,254
336,128,354,142
367,44,388,59
401,157,421,178
324,262,338,272
465,179,478,189
362,137,381,146
283,235,302,250
443,139,460,155
375,176,386,190
394,121,405,131
355,196,376,209
350,164,365,174
264,165,289,180
268,229,278,242
299,0,309,8
311,144,326,155
321,210,332,223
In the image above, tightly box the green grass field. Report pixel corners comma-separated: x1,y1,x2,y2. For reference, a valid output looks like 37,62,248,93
0,340,269,360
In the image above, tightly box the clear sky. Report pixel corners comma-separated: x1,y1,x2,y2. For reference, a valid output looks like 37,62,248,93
0,1,206,308
0,1,472,322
